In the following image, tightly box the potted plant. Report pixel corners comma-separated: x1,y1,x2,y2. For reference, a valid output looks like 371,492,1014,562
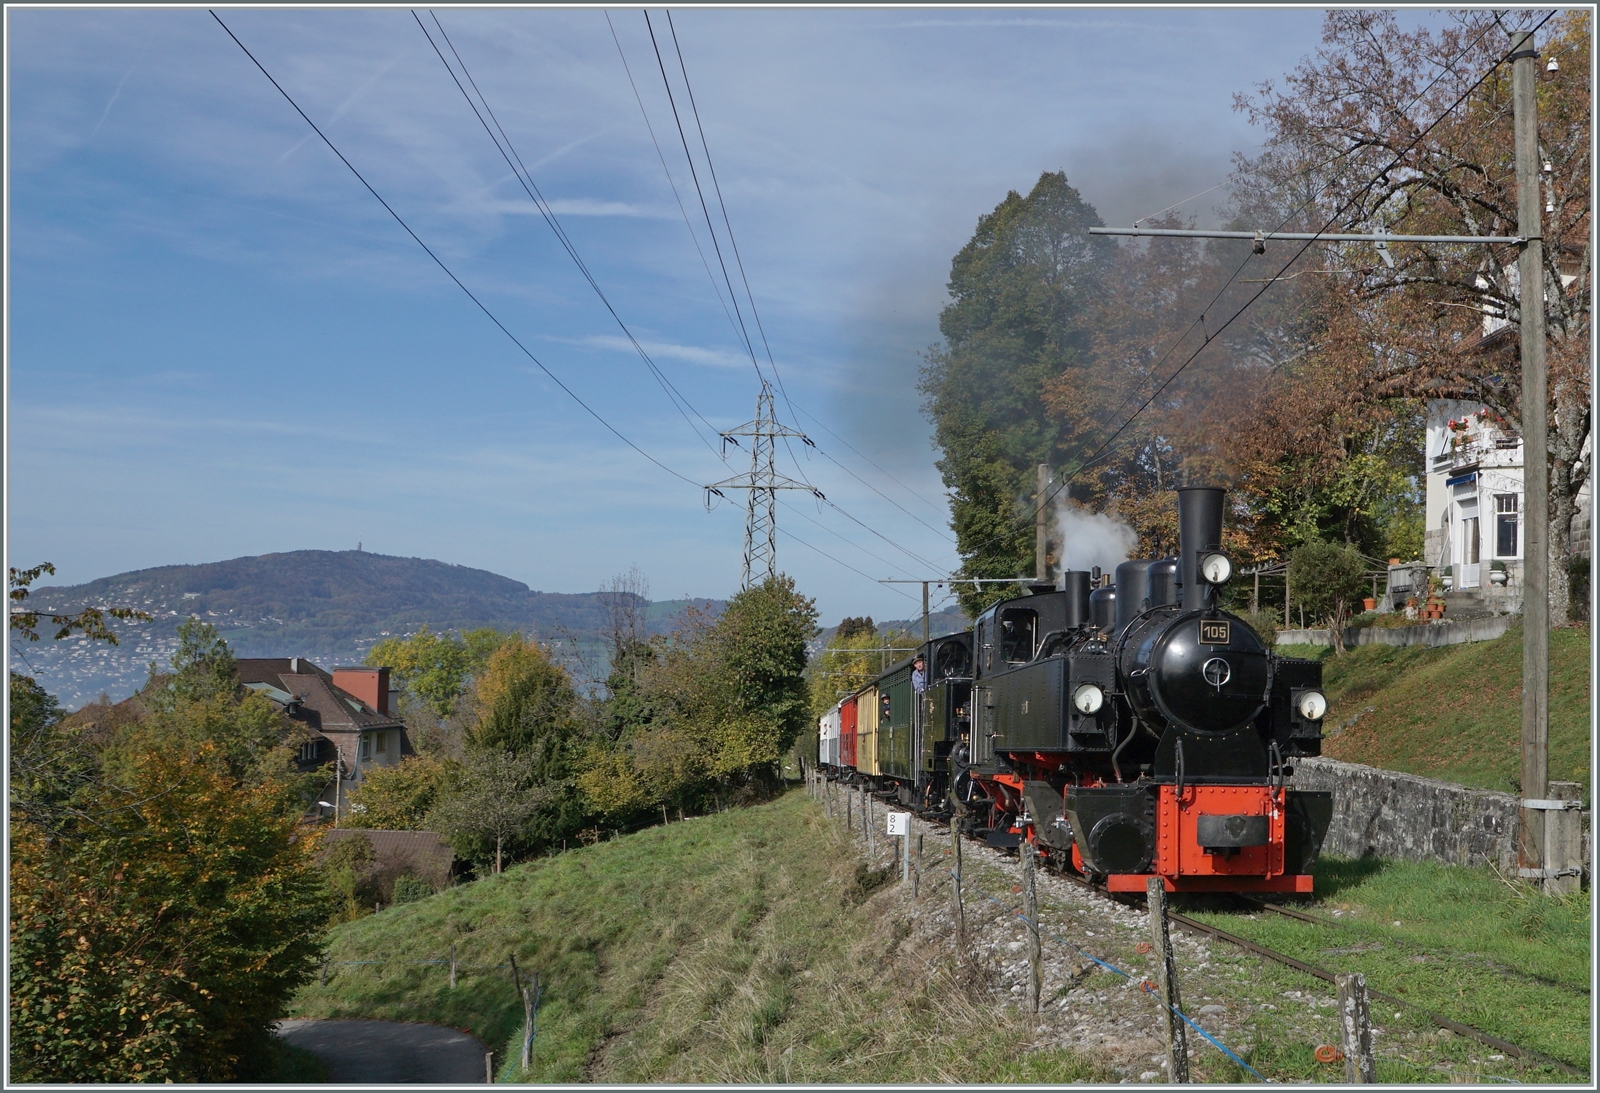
1489,560,1509,586
1363,596,1377,611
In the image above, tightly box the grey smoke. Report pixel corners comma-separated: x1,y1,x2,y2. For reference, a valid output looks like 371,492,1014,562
1055,499,1138,575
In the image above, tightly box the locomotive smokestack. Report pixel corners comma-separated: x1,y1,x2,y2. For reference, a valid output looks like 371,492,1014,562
1177,486,1226,611
1061,570,1092,628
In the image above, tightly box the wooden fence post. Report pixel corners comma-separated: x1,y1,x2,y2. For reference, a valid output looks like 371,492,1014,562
914,832,923,898
320,958,329,987
519,970,539,1071
1023,839,1041,1016
449,944,457,990
510,952,521,993
1146,877,1189,1083
951,815,966,947
845,788,852,830
1336,972,1376,1083
864,789,875,856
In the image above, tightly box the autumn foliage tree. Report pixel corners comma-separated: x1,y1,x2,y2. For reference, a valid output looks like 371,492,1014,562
9,604,328,1082
1232,8,1591,618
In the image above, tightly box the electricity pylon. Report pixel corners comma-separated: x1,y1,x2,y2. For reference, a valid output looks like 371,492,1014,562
705,381,822,588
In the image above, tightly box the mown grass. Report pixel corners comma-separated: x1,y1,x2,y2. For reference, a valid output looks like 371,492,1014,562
1181,854,1591,1081
1307,625,1591,798
289,788,1111,1083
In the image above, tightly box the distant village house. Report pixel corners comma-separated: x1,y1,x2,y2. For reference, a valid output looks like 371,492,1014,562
235,658,412,817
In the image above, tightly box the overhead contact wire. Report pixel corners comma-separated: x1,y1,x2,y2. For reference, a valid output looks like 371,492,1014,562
964,10,1555,557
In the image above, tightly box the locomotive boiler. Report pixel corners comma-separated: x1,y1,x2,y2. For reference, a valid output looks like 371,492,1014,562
820,485,1334,896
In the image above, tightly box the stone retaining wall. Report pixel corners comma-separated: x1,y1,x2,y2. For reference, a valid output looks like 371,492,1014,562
1292,757,1589,875
1276,615,1513,649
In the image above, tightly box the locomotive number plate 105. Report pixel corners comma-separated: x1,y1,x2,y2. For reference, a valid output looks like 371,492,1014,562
1199,619,1231,644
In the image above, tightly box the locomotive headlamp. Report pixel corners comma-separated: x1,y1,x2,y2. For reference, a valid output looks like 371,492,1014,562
1199,551,1233,585
1296,689,1328,721
1072,683,1106,715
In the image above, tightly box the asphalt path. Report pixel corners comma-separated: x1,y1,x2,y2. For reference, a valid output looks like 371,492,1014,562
276,1019,490,1084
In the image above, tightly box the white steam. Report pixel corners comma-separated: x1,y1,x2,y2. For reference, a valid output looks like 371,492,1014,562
1054,500,1138,576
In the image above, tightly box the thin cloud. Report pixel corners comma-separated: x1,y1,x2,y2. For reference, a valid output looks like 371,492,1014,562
89,66,134,138
577,334,752,370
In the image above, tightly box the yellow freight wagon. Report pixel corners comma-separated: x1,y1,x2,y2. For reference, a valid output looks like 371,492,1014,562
856,681,879,776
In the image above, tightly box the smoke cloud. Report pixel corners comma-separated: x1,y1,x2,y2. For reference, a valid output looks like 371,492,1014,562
1054,499,1139,575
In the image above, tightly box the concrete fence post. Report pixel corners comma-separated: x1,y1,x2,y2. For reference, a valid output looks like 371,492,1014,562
1336,972,1376,1083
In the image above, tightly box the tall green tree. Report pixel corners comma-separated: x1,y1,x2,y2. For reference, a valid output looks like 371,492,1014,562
920,172,1115,615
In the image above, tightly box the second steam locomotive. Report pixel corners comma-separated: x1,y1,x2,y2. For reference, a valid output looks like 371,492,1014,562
818,486,1334,894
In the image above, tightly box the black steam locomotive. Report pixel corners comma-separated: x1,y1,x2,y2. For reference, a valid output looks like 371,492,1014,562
819,486,1334,894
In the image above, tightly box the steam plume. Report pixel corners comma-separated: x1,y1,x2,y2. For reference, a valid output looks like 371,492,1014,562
1054,499,1138,575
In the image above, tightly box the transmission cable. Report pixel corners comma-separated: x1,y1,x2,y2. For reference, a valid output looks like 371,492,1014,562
603,10,748,354
614,11,962,544
414,9,724,462
209,10,703,490
664,9,801,424
643,9,764,382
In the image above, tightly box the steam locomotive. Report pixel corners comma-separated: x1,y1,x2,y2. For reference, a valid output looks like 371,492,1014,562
818,486,1334,894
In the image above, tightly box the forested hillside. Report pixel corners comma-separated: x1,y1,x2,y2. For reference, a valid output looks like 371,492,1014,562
18,551,718,708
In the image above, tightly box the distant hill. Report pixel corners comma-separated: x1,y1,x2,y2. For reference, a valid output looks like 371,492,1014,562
16,550,720,709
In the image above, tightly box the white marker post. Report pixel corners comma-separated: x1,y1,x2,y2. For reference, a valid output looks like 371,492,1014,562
887,810,910,883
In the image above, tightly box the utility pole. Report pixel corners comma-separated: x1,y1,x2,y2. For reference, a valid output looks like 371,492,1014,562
704,381,822,589
922,580,930,645
1035,464,1051,581
1511,29,1552,888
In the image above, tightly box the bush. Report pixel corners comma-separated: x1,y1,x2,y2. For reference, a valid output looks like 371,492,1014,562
1289,540,1369,653
390,874,434,904
1238,609,1282,647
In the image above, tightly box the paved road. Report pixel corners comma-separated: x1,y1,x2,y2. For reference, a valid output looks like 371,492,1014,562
276,1019,490,1084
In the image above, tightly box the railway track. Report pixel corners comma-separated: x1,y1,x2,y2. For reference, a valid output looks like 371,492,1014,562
1163,905,1587,1079
852,788,1589,1079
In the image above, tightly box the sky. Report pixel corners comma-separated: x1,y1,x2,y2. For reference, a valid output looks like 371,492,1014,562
7,4,1447,625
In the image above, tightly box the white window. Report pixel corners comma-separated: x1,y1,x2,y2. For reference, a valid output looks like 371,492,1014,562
1496,494,1519,557
299,740,317,763
360,734,372,760
375,731,388,756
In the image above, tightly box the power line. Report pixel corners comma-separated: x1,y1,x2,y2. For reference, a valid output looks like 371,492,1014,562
208,9,701,490
610,11,959,550
779,525,920,601
663,9,800,424
643,9,764,383
602,10,748,356
414,9,725,462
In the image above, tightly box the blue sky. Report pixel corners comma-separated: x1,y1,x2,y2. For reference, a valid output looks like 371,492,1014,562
9,5,1417,624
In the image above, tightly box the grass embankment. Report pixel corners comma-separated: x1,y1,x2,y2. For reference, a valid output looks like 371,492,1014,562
1283,625,1590,798
289,789,1108,1083
1184,854,1591,1082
